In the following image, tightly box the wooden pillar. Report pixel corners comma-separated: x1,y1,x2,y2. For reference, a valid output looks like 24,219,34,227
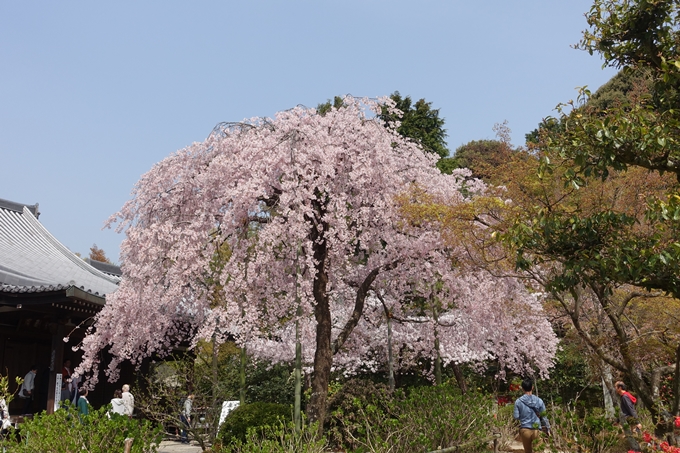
47,323,64,414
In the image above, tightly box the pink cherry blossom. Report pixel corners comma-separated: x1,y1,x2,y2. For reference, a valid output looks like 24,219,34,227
75,97,557,421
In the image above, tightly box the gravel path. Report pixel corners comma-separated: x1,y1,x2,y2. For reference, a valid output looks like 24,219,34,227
156,439,204,453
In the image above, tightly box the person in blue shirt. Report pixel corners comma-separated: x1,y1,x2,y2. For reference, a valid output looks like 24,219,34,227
513,378,549,453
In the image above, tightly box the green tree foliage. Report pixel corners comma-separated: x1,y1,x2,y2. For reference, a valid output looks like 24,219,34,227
434,156,460,175
531,0,680,297
448,139,516,182
191,341,295,406
378,91,449,159
316,96,344,116
525,69,652,145
319,92,451,174
586,68,653,111
551,0,680,180
500,0,680,440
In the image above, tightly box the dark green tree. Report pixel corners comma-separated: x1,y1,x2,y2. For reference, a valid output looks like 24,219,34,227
378,91,449,159
316,96,345,116
320,93,452,172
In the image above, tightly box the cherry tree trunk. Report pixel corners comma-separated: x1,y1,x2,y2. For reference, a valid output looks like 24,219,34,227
452,363,467,394
306,198,332,426
307,295,332,427
387,313,395,392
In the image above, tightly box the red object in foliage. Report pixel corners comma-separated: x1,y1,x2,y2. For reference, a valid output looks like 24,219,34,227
496,395,512,406
675,416,680,428
639,432,680,453
509,383,520,392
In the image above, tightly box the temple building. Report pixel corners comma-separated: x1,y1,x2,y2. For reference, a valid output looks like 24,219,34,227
0,197,128,414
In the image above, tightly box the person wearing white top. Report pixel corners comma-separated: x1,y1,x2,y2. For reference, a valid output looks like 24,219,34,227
121,384,134,417
18,365,37,415
180,394,194,444
0,397,11,434
109,389,126,417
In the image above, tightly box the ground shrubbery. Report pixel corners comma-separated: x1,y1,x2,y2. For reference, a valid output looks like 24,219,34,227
213,421,327,453
218,402,293,445
546,404,624,453
212,378,639,453
325,379,500,453
0,404,162,453
212,380,499,453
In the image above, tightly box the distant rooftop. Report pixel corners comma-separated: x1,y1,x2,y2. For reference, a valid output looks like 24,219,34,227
0,198,120,298
84,258,122,278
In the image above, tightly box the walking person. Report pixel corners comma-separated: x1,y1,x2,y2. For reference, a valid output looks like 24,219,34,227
121,384,134,418
17,365,37,415
70,373,81,407
180,394,194,444
61,359,72,403
61,359,72,382
60,380,71,407
513,377,550,453
77,388,90,420
615,381,642,433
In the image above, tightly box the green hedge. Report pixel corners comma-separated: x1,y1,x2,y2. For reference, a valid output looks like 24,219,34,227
219,402,292,444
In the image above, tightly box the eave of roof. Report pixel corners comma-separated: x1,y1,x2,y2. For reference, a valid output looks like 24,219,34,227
0,197,39,217
0,203,120,298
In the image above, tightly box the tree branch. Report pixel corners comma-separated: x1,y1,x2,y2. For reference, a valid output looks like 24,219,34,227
332,261,399,354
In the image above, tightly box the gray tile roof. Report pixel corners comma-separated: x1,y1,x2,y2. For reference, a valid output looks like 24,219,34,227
83,258,122,278
0,199,120,298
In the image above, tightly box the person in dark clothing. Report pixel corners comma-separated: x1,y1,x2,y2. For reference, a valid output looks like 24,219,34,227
513,378,550,453
615,381,642,433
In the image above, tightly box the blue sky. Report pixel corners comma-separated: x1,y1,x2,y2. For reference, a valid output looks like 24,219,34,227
0,1,616,263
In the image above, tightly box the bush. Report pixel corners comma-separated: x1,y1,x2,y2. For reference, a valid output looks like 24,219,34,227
219,402,292,444
545,404,625,453
325,378,394,451
326,380,501,453
391,386,501,452
245,362,295,405
0,403,162,453
213,420,326,453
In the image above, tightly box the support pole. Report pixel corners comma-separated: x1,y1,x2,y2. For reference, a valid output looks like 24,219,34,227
47,323,64,414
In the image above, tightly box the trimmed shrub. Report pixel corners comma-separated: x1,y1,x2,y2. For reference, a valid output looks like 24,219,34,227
219,402,292,444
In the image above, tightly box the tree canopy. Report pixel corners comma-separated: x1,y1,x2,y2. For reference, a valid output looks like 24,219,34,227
377,91,449,159
88,244,112,264
494,0,680,438
77,97,556,426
